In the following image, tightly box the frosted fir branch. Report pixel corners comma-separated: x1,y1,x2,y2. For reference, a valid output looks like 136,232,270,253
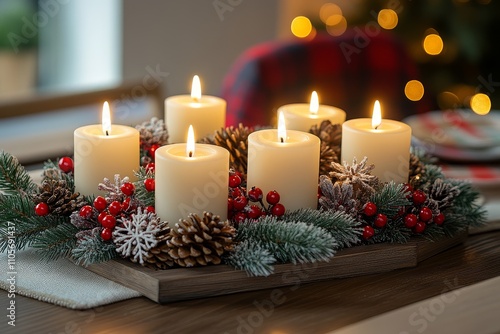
370,181,411,218
135,117,169,146
72,228,118,266
133,167,155,207
237,217,336,265
285,208,362,249
31,222,79,261
225,240,276,277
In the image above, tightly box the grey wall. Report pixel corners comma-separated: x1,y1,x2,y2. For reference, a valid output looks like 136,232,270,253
122,0,279,98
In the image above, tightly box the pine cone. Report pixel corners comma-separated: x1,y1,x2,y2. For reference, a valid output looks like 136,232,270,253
33,179,85,216
142,222,175,270
200,123,252,175
310,121,342,175
409,153,425,187
166,212,236,267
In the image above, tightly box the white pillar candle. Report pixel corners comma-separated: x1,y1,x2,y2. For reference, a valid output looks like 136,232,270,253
247,112,320,212
341,101,412,184
155,126,229,226
74,102,140,196
279,91,346,132
165,75,226,143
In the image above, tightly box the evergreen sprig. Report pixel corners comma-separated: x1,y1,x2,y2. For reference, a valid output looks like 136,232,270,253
225,240,276,277
0,151,38,196
237,217,337,265
369,216,412,244
284,208,362,249
72,231,118,266
31,223,79,261
133,167,155,207
370,181,411,218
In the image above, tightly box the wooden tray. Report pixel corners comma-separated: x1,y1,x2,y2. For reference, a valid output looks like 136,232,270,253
86,231,468,303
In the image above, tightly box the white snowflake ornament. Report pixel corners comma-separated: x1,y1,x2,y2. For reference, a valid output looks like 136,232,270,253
113,208,160,264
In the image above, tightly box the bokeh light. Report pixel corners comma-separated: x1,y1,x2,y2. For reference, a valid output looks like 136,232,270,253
423,33,444,55
404,80,424,101
470,93,491,115
326,16,347,36
291,16,312,38
437,91,460,110
319,3,342,23
378,9,398,30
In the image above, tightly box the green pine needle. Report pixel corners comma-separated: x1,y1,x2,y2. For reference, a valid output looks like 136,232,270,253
225,240,276,277
370,181,411,218
31,223,79,261
72,232,118,266
237,217,337,265
133,167,155,207
284,208,362,249
0,151,38,196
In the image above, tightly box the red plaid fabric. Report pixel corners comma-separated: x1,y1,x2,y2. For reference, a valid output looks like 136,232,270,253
222,30,431,127
441,164,500,186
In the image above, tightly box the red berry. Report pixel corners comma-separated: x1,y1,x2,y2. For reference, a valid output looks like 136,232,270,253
231,188,243,198
266,190,280,205
79,205,93,219
58,157,74,173
233,212,247,223
227,198,234,211
101,215,116,229
233,195,248,211
108,201,122,216
363,225,375,240
414,221,426,233
248,187,263,202
98,211,107,224
247,205,262,219
145,162,155,173
412,190,427,205
120,182,135,196
100,227,113,241
363,202,378,217
404,213,418,228
122,197,131,211
145,206,155,214
144,178,155,192
374,213,388,228
35,202,49,216
271,203,286,217
148,144,160,158
93,196,107,212
419,207,433,222
229,174,242,188
433,212,445,225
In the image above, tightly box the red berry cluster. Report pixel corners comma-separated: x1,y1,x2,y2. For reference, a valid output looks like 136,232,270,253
361,202,388,240
34,157,75,216
402,187,445,234
78,182,155,241
227,172,285,224
140,142,161,166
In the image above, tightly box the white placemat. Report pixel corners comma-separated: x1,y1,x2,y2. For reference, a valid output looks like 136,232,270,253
0,248,141,309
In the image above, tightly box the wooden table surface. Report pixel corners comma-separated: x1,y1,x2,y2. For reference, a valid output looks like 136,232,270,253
1,230,499,334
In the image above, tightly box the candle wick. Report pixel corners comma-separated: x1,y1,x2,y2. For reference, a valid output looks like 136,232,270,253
193,97,199,103
280,137,284,143
374,125,379,130
189,151,193,158
105,130,109,136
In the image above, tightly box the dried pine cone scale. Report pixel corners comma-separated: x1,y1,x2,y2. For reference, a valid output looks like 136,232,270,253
33,179,85,216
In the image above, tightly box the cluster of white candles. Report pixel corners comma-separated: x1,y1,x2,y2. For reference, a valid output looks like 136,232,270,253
73,75,411,226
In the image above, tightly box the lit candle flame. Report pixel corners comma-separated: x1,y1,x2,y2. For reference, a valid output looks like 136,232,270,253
309,91,319,114
102,101,111,136
278,111,287,143
372,100,382,130
191,75,201,102
186,125,195,157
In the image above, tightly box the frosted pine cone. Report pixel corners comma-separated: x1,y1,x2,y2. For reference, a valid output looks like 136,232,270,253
143,222,175,270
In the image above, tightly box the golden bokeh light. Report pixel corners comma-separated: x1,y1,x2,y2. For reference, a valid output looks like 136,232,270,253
404,80,425,101
437,91,460,110
319,3,342,23
326,16,347,36
470,93,491,115
326,14,343,26
291,16,313,38
423,33,444,55
378,9,398,30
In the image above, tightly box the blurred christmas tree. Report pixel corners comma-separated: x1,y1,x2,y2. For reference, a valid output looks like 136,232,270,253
311,0,500,112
